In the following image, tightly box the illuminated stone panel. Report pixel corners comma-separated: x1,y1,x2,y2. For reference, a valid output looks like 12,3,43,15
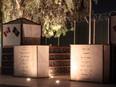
14,45,49,78
71,45,110,82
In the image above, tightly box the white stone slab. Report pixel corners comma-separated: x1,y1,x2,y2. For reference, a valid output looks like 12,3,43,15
14,45,49,78
71,45,107,82
14,46,37,77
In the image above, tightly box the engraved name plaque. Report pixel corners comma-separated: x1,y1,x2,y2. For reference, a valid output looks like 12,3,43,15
14,45,49,78
71,45,110,82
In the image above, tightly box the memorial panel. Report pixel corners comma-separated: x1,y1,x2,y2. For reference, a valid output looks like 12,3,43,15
14,45,49,77
14,46,37,77
71,45,110,82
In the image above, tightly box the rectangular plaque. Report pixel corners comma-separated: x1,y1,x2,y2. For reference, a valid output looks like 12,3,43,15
71,45,110,82
14,45,49,77
14,46,37,77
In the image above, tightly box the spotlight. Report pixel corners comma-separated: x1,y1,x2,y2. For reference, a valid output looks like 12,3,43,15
49,74,54,78
50,76,54,78
27,78,31,81
56,80,60,84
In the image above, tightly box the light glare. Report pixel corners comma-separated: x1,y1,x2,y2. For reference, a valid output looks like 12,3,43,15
27,78,31,81
56,80,60,84
50,76,54,78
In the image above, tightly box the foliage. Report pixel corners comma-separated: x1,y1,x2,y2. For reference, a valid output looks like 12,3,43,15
1,0,98,38
0,0,2,32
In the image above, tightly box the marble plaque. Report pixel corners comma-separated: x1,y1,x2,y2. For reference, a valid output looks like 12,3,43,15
14,46,37,77
14,45,49,78
71,45,104,82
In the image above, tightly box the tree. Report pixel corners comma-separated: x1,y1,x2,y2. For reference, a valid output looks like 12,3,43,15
0,0,2,33
2,0,98,38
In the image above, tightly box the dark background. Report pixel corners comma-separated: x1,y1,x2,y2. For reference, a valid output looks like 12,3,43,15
42,0,116,46
93,0,116,13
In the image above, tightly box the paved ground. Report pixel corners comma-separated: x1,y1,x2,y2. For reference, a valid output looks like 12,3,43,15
0,75,116,87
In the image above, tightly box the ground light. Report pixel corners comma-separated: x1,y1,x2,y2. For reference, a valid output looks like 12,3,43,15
26,78,31,81
50,76,54,78
56,80,60,84
49,74,54,79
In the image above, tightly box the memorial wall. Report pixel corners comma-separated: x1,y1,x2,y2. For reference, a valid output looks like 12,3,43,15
1,14,116,82
49,46,70,75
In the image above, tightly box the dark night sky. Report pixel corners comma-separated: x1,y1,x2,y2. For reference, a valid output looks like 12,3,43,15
93,0,116,13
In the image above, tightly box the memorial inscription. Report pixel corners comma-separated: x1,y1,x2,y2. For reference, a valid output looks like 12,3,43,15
14,46,49,78
71,45,103,82
14,46,37,77
79,47,94,79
